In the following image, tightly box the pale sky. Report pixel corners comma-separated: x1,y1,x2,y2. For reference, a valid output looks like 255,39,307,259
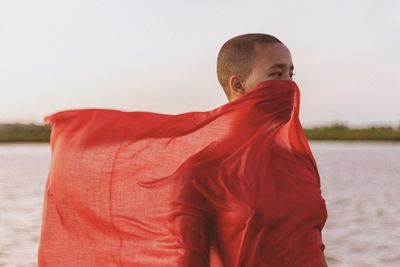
0,0,399,127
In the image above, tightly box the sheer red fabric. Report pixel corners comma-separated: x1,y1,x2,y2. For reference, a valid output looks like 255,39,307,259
38,80,328,266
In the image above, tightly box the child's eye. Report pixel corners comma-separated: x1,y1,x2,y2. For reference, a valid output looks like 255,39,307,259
272,72,283,78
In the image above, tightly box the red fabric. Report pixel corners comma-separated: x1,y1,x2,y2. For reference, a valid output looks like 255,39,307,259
38,80,328,266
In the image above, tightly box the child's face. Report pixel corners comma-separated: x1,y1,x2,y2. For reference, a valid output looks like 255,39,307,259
244,43,294,93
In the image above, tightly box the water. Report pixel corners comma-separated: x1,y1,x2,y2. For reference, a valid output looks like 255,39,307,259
0,142,399,266
0,144,50,267
312,141,400,266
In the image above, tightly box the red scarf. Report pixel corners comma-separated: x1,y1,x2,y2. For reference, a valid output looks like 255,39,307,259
38,80,327,266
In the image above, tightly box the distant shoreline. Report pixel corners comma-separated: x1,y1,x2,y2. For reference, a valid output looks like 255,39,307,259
304,123,400,141
1,123,399,142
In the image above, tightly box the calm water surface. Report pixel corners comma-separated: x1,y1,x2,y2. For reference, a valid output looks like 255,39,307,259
0,142,399,266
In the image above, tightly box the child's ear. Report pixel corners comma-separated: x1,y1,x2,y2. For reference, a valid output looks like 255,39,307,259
229,75,245,94
233,80,244,93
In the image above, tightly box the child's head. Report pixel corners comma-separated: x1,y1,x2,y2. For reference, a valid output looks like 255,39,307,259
217,33,294,101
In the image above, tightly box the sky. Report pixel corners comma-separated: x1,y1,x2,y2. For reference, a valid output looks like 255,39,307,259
0,0,399,127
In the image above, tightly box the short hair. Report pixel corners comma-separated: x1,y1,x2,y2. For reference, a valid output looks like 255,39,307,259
216,33,283,97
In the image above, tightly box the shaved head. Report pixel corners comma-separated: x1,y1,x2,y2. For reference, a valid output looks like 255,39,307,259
217,33,284,98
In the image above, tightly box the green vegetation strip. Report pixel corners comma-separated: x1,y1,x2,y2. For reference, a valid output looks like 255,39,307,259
0,123,400,142
0,123,51,142
304,123,400,141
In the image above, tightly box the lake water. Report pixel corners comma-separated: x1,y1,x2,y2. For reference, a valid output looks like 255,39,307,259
0,142,399,266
